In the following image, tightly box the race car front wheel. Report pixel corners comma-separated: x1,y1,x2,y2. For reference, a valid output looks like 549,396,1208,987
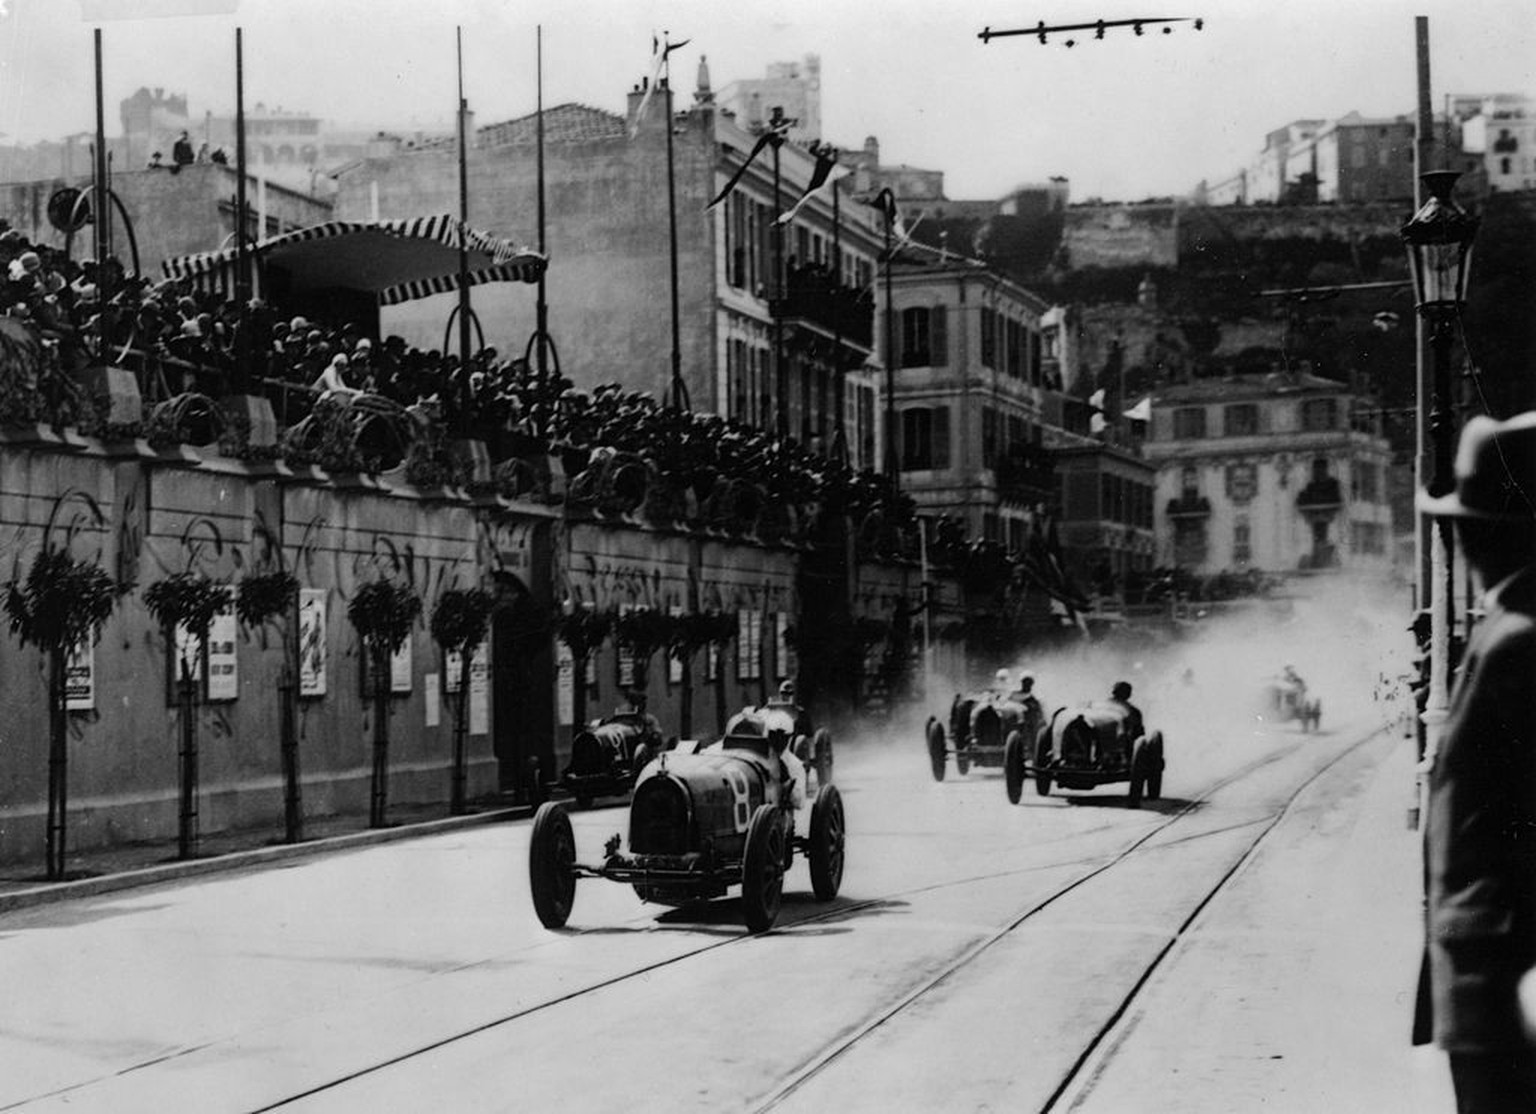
926,719,947,782
809,784,845,900
742,804,786,933
529,802,577,929
1004,730,1026,805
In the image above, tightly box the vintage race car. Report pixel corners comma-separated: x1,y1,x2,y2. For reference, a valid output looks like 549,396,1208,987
1257,675,1322,732
926,689,1046,781
529,705,846,934
764,699,834,791
560,710,669,808
1013,702,1166,808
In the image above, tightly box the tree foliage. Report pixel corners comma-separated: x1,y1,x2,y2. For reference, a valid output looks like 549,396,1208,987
144,573,229,640
347,579,422,657
430,587,495,653
4,548,126,653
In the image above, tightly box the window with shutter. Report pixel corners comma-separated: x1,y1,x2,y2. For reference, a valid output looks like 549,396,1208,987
931,406,950,469
931,305,948,366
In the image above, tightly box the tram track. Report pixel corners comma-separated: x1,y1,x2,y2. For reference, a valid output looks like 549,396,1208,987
749,727,1384,1114
245,735,1331,1113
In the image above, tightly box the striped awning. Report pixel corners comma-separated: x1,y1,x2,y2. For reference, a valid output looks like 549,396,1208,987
161,215,547,306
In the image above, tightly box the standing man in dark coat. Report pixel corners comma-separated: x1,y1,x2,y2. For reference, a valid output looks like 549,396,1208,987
1413,411,1536,1112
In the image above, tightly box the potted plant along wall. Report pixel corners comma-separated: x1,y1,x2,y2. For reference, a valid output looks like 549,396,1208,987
236,569,302,842
3,547,128,880
429,586,494,815
143,571,231,860
347,578,422,828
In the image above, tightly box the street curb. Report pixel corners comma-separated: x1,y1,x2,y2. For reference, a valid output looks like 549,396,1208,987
0,805,535,915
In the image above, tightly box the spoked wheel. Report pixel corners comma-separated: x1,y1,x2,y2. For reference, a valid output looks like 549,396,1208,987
742,804,787,933
955,742,972,777
630,744,652,785
529,802,577,928
1003,729,1026,805
1145,730,1164,800
808,784,845,900
926,719,947,782
813,728,834,787
1034,734,1053,797
1127,739,1148,809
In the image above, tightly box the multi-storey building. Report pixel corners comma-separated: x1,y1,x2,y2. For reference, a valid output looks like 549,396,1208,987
716,55,823,146
1143,370,1395,576
1459,95,1536,193
333,62,884,463
1303,112,1418,204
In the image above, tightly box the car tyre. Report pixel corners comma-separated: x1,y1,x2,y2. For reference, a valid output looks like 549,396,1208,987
630,743,652,785
808,784,846,901
813,728,834,787
926,718,947,782
742,803,786,933
1004,729,1026,804
529,802,577,929
1127,738,1148,809
955,741,972,776
1034,732,1054,797
1145,730,1164,800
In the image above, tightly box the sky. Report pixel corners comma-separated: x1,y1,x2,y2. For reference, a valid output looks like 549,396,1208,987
1,0,1533,201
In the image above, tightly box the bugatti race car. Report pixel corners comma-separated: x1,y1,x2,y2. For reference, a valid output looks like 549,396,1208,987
1257,672,1322,732
559,706,670,808
926,678,1046,781
529,705,847,934
1017,701,1166,807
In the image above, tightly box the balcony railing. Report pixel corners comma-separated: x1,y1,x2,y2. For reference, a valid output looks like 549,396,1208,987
1166,494,1212,518
770,265,874,350
1296,477,1342,512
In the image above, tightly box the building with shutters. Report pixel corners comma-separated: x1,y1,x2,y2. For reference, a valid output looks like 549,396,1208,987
1143,369,1394,576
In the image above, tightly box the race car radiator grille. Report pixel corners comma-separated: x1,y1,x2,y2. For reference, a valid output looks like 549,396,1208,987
630,777,691,855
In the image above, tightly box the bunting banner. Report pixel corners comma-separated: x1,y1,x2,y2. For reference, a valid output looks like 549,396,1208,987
706,114,793,210
628,33,691,139
774,142,845,226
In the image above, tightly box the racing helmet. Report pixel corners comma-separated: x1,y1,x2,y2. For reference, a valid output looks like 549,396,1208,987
778,679,796,701
1016,671,1035,692
1111,680,1133,700
994,668,1012,687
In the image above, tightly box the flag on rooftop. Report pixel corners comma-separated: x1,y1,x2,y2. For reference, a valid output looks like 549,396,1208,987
775,143,845,226
706,111,793,211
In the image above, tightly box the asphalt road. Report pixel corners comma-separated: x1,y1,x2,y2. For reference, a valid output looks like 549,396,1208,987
0,695,1419,1113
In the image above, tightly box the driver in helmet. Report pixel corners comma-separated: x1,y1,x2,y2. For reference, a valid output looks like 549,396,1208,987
993,668,1013,695
769,679,809,809
1108,680,1146,743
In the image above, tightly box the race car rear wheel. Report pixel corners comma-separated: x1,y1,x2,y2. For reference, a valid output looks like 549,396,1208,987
813,728,834,787
1003,730,1026,805
629,743,652,784
1145,730,1164,800
809,784,846,901
1034,734,1053,797
926,719,947,782
742,804,786,933
1127,739,1148,809
529,802,577,929
955,742,972,777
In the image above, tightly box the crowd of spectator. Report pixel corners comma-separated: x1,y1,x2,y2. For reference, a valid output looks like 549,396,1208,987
0,224,925,543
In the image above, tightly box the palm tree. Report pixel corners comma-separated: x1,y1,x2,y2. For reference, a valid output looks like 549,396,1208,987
4,548,127,879
348,579,422,827
429,586,494,814
144,572,231,860
236,570,302,842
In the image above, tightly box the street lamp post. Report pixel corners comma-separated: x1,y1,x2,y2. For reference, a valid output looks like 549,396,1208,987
1400,168,1477,779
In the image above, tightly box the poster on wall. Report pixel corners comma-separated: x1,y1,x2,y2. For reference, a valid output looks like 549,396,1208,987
445,647,463,693
556,642,574,726
206,587,239,702
616,603,636,688
736,609,762,681
776,611,795,679
390,633,412,694
668,605,684,684
468,637,489,735
425,674,440,728
298,588,327,697
64,641,94,711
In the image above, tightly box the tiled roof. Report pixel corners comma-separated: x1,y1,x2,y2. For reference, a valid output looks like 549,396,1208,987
1153,371,1348,403
477,103,627,147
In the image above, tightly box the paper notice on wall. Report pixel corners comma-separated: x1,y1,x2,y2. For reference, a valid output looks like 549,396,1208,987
668,604,684,684
390,633,412,694
468,638,489,735
65,641,94,711
556,642,574,726
445,647,462,693
425,674,440,728
298,589,327,697
206,587,238,702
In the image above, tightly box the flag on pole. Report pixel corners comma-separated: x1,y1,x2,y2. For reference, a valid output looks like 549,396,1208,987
862,186,918,248
706,112,793,210
628,33,691,139
774,142,844,225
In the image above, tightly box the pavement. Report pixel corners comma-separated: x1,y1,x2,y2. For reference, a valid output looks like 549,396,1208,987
0,796,537,914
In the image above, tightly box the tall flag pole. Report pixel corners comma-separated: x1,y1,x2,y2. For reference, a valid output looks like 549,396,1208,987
456,26,472,384
831,168,846,462
234,27,251,390
769,106,787,437
535,25,549,387
662,33,688,410
92,28,113,364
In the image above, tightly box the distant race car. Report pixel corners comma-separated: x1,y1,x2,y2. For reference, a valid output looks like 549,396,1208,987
926,687,1047,781
1257,674,1322,732
529,704,846,934
1017,701,1166,808
560,708,670,808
